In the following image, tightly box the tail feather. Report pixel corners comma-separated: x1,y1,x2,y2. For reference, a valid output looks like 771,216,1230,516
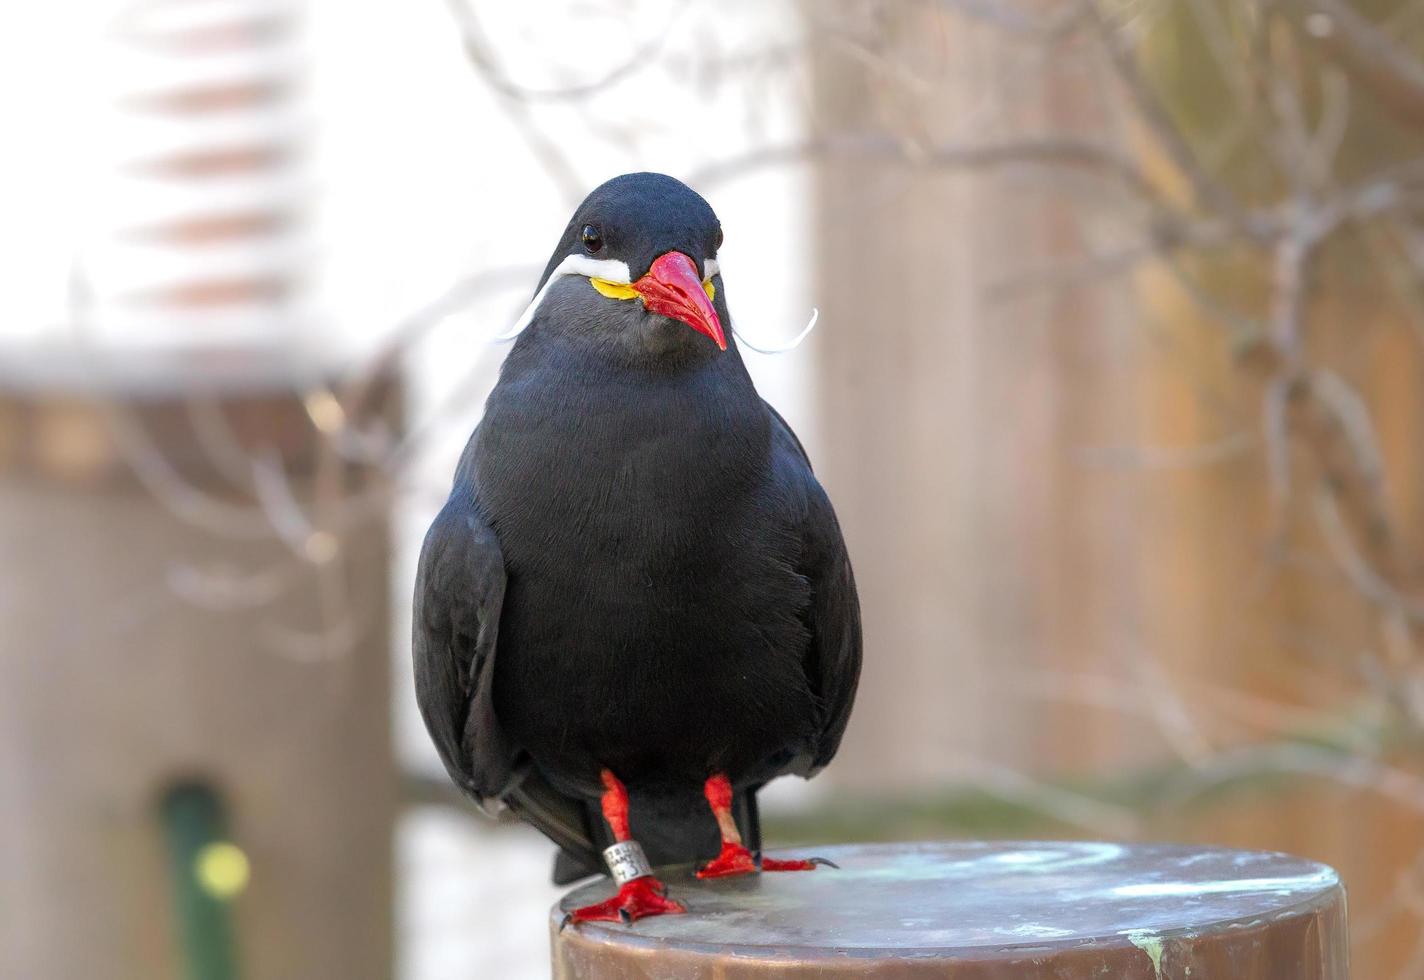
502,771,602,879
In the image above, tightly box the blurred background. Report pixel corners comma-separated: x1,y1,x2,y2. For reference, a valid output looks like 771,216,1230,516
3,0,1424,977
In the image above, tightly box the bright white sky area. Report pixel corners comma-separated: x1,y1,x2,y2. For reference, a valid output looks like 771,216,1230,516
2,2,813,977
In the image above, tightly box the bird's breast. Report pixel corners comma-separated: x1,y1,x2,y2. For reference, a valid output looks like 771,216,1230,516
474,361,802,647
477,365,767,566
474,363,816,781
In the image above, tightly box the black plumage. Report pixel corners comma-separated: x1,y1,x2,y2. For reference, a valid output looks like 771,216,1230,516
413,172,861,895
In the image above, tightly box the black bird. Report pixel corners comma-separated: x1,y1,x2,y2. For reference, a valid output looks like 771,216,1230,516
413,172,861,923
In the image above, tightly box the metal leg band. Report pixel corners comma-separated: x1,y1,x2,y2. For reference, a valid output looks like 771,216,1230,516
603,841,653,885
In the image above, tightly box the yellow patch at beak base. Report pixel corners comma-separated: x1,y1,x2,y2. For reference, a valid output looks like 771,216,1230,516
590,278,640,300
591,277,716,302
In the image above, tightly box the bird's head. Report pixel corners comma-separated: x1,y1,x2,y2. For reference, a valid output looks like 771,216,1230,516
509,173,726,357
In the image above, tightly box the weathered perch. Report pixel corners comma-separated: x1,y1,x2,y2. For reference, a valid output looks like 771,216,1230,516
551,841,1346,979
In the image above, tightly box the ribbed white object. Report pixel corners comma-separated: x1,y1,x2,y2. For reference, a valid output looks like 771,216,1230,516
87,0,310,346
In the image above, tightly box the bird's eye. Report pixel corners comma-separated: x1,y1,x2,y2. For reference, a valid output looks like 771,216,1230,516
581,225,603,253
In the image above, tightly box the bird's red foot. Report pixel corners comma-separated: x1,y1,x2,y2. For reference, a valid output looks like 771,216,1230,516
564,877,685,926
696,841,838,879
697,840,758,878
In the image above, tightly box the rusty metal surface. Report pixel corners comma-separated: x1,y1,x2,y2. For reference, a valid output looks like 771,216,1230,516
551,841,1348,978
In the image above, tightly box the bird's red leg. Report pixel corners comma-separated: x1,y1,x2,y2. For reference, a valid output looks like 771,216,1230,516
565,769,685,925
696,774,823,878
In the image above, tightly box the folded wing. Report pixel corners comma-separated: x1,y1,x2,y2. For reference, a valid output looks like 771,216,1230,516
765,403,863,772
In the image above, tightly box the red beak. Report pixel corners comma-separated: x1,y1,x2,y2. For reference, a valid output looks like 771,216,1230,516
632,251,726,351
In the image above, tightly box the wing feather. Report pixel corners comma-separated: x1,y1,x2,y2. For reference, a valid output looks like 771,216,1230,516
765,403,863,771
413,482,604,875
412,499,517,800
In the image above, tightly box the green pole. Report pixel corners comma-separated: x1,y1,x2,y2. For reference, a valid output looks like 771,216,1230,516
160,782,246,980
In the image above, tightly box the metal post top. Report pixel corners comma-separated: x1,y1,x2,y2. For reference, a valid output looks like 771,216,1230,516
552,841,1347,979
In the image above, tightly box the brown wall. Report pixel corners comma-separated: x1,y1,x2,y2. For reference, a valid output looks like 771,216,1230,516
0,367,397,980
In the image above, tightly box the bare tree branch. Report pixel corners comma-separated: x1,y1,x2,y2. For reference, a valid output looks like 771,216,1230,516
443,0,681,103
443,0,585,202
931,0,1094,39
1089,0,1241,216
1290,0,1424,129
688,131,1168,204
1313,485,1424,622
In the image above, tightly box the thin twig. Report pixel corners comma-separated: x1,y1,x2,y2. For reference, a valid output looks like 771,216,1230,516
1160,738,1424,814
443,0,585,202
1290,0,1424,128
1314,485,1424,622
1089,0,1240,216
1076,431,1254,470
688,131,1168,205
931,0,1094,39
444,1,676,103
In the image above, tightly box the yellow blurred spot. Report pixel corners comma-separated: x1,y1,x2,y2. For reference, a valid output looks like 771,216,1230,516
195,842,250,900
590,278,640,300
304,530,340,564
35,402,115,480
302,388,347,434
703,280,715,302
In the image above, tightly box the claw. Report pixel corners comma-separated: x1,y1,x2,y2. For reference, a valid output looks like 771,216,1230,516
809,856,840,870
558,913,573,933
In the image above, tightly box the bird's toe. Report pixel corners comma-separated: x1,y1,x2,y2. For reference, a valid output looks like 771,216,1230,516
697,841,759,879
758,854,834,872
566,877,685,927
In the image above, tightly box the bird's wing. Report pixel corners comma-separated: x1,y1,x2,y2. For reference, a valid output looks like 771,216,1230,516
412,497,518,801
766,403,864,772
414,486,605,876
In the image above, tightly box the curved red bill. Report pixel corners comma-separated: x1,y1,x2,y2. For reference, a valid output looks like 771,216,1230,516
632,251,726,351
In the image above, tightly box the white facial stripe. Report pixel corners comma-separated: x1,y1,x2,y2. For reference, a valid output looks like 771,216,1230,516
496,254,633,340
704,257,719,280
732,307,819,355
